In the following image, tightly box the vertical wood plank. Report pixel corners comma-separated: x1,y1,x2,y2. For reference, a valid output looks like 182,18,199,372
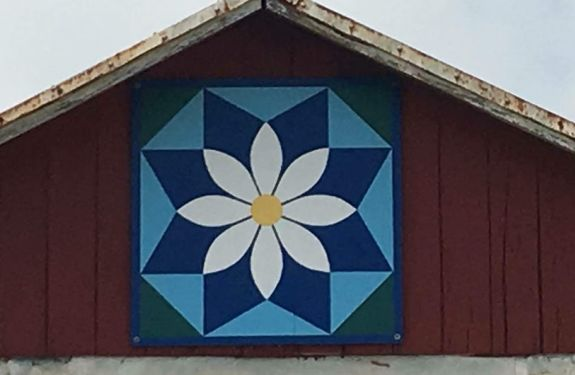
94,86,138,355
439,95,491,354
486,130,508,355
488,133,510,355
0,130,48,356
503,140,541,354
46,104,98,355
539,146,575,353
539,146,558,353
392,82,442,354
489,130,541,354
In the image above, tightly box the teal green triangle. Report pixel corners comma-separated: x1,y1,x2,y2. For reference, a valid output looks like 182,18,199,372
331,84,394,143
334,276,395,336
144,91,204,150
359,152,394,268
207,87,324,121
207,301,327,336
140,155,175,271
328,90,390,148
138,86,200,145
139,278,200,338
331,272,391,332
143,274,203,334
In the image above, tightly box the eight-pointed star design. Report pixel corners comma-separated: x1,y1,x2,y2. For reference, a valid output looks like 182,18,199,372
178,123,356,299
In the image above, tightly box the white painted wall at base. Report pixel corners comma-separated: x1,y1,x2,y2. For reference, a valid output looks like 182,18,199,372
1,355,575,375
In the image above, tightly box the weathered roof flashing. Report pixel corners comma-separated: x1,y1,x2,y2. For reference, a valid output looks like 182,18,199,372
1,0,574,153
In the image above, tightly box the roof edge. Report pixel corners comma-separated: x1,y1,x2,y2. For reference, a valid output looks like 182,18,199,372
0,0,262,145
1,0,574,154
266,0,575,153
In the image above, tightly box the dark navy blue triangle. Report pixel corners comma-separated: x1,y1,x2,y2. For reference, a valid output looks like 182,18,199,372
204,91,264,168
270,252,330,332
269,90,328,171
307,148,389,207
309,213,391,272
143,150,228,209
142,215,225,275
204,252,264,333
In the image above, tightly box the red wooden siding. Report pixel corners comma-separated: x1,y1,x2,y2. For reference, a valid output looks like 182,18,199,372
1,14,575,357
0,128,49,356
439,92,492,354
539,145,575,353
391,82,442,355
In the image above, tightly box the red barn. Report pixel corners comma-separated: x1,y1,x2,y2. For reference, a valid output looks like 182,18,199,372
1,0,575,373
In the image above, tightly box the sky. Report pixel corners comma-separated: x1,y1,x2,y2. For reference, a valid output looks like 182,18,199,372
0,0,573,121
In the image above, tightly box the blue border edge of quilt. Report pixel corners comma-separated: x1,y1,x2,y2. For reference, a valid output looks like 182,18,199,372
129,77,404,347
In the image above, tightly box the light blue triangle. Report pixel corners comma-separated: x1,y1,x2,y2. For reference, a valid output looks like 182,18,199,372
143,274,203,333
328,90,390,148
359,153,394,268
144,91,204,149
330,271,391,332
207,87,324,121
140,155,175,270
207,301,327,336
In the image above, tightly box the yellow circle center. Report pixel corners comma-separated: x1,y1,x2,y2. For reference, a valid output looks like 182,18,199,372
251,195,282,226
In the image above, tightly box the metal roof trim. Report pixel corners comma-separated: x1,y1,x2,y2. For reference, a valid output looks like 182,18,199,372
267,0,575,153
0,0,261,145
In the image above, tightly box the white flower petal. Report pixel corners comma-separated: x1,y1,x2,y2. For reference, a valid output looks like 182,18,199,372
274,148,329,202
250,226,283,299
178,195,249,227
203,220,258,274
250,123,283,194
283,195,356,226
204,149,259,202
274,219,330,272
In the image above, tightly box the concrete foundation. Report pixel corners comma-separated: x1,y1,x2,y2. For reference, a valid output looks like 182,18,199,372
2,355,575,375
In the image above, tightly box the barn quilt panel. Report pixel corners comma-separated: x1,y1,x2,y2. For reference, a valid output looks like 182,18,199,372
131,80,402,345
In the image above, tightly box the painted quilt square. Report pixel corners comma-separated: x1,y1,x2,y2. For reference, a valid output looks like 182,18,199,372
131,80,402,345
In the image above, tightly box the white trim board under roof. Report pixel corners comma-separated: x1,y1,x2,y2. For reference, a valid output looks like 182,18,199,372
1,0,574,153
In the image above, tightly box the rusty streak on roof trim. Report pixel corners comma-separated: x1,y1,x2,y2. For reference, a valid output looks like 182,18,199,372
267,0,575,153
1,0,574,153
0,0,261,145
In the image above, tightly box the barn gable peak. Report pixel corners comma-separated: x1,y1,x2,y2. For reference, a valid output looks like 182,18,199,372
0,0,573,152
